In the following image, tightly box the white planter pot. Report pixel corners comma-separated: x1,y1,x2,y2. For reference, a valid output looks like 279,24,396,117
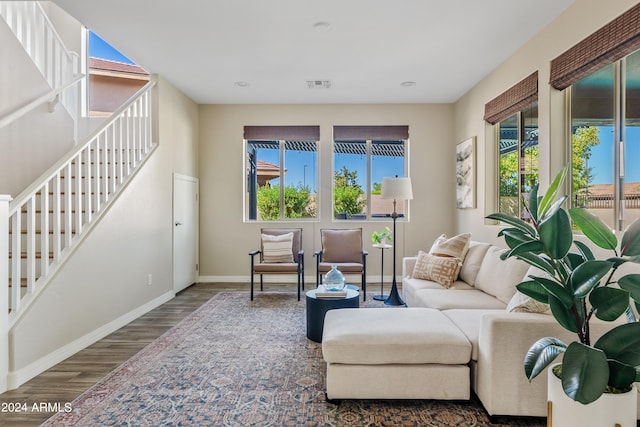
547,365,637,427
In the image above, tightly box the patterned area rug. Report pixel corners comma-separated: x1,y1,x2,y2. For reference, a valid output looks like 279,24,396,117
42,292,545,426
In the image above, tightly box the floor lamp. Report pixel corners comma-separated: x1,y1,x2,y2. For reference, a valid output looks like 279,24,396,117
381,177,413,306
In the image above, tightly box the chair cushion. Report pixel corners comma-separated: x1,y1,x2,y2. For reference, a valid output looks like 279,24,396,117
261,232,294,263
321,228,362,263
412,251,461,288
254,262,299,273
318,262,363,273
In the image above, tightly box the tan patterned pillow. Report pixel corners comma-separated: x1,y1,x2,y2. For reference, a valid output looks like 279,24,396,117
412,251,461,288
261,232,294,263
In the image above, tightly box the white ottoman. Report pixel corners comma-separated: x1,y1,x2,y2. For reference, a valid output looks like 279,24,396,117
322,307,472,400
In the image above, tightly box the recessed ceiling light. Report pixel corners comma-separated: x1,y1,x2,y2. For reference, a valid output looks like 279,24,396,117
234,81,250,87
313,22,331,32
401,81,416,87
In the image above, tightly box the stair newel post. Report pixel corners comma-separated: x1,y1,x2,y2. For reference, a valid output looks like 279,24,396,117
0,194,12,393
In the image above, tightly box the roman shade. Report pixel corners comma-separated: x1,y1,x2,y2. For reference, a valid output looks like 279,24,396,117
333,125,409,141
244,125,320,141
484,71,538,125
550,3,640,90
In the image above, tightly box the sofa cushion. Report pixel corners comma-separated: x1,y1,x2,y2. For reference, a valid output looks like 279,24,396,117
412,289,507,310
459,242,492,285
261,232,294,263
474,246,529,304
402,277,474,307
412,251,461,288
322,308,471,365
443,309,505,361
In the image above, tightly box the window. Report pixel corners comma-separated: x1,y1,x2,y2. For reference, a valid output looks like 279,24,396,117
497,104,539,219
569,50,640,230
484,72,539,220
245,126,318,221
333,126,408,220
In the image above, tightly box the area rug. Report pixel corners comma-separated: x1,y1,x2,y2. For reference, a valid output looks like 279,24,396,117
42,292,545,426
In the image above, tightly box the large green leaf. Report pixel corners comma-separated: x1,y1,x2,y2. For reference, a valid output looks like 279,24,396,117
621,218,640,256
570,260,613,298
561,342,609,404
607,360,638,389
573,240,595,261
505,240,544,260
514,252,555,276
539,209,573,260
524,337,566,380
589,287,630,321
535,276,573,308
569,208,618,250
486,213,537,237
549,295,579,333
538,166,568,220
499,228,534,250
516,280,550,304
618,274,640,303
595,322,640,367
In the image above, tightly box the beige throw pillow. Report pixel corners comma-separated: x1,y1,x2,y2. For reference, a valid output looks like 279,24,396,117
507,291,550,313
261,232,294,263
412,251,461,288
429,233,471,278
429,233,471,259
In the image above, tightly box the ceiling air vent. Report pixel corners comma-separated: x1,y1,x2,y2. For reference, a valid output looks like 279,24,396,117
307,80,332,89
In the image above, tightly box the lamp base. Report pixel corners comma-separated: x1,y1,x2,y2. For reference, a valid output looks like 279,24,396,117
384,279,405,306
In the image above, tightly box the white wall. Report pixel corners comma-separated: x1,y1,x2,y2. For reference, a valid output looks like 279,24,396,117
453,0,640,243
198,103,455,282
0,8,75,197
8,76,198,383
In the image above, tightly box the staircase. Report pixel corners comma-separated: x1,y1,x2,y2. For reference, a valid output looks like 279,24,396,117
0,2,158,393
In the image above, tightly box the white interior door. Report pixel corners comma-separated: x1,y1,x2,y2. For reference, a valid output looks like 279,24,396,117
173,174,198,293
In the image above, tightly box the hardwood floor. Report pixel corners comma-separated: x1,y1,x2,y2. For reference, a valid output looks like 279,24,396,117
0,282,271,427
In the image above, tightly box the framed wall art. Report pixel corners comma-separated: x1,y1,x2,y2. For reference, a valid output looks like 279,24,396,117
456,137,475,209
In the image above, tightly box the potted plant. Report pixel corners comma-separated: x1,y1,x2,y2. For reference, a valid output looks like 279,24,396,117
371,226,393,245
487,166,640,426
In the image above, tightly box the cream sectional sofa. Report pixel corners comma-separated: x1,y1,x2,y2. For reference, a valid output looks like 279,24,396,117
402,241,640,420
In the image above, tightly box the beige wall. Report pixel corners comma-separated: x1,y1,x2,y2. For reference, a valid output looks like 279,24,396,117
453,0,640,243
198,104,455,281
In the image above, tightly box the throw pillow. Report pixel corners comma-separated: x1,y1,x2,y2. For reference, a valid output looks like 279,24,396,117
429,233,471,259
412,250,461,288
261,232,294,263
507,291,549,313
429,233,471,278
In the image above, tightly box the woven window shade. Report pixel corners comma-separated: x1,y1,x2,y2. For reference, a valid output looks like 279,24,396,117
484,72,538,125
550,3,640,90
333,125,409,141
243,125,320,141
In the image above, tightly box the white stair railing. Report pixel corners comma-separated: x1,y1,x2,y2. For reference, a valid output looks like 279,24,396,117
0,1,81,135
5,81,156,324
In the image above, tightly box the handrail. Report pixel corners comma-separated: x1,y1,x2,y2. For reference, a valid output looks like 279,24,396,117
9,79,157,216
0,74,84,129
5,80,156,322
0,2,77,89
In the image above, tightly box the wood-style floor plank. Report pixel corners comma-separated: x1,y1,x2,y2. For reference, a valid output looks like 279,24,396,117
0,282,265,427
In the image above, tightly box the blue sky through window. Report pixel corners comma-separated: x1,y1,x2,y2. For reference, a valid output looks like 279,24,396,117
89,30,134,64
589,126,640,184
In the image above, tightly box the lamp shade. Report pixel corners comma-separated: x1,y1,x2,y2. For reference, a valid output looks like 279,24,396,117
381,177,413,200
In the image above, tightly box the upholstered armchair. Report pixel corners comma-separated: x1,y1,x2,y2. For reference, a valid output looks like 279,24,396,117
314,228,368,300
249,228,304,301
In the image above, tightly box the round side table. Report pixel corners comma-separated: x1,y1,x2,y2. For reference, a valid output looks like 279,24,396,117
305,287,359,343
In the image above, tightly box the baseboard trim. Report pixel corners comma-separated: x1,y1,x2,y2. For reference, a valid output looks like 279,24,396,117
7,291,175,390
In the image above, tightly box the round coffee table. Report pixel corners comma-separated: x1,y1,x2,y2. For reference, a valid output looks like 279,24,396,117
306,287,359,343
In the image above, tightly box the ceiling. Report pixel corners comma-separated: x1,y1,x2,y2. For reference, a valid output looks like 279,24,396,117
53,0,575,105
